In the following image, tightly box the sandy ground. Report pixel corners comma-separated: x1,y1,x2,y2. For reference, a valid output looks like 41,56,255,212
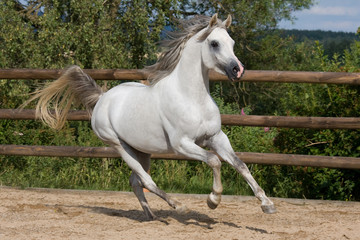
0,187,359,240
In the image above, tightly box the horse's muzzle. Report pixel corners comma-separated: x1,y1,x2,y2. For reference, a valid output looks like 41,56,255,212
225,60,245,82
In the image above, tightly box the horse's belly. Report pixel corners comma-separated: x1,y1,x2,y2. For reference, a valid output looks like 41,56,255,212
93,113,171,154
113,115,171,154
92,86,171,154
122,132,172,154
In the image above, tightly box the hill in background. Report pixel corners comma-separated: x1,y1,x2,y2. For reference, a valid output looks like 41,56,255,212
280,29,360,58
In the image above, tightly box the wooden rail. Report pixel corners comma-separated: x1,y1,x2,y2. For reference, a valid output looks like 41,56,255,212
1,145,359,169
0,68,359,169
1,109,359,129
1,68,360,84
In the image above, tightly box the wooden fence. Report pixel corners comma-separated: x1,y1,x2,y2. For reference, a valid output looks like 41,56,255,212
0,69,359,169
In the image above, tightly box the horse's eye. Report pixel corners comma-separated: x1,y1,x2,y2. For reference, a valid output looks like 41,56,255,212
210,41,219,48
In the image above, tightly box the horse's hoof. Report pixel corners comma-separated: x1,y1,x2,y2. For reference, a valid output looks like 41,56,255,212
207,194,220,209
261,204,277,214
144,213,157,221
143,210,158,221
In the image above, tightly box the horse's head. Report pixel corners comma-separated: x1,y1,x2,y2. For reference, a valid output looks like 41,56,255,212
200,14,245,81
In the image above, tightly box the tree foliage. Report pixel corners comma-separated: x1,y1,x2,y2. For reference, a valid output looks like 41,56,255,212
0,0,176,69
281,29,360,58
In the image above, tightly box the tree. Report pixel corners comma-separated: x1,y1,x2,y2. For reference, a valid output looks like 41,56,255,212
0,0,176,69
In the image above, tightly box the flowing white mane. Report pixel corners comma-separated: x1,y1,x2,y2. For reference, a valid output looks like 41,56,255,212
145,15,228,85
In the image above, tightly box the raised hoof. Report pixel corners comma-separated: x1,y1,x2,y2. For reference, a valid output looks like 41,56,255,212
261,204,277,214
207,195,219,210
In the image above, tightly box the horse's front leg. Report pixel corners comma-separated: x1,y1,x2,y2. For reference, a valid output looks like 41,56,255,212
209,131,277,214
175,139,223,209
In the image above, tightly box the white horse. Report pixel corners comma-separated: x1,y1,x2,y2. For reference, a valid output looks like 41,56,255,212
25,14,276,220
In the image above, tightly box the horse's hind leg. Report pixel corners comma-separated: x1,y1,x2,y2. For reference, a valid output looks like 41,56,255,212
113,142,187,220
128,151,157,220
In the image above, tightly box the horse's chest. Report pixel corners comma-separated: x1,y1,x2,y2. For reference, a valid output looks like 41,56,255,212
160,90,221,142
179,104,221,140
196,110,221,135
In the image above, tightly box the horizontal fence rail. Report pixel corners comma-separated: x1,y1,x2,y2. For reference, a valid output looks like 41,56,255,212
0,68,359,170
1,145,359,169
1,109,360,129
1,68,360,84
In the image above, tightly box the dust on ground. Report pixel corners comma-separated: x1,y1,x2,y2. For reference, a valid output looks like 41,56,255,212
0,187,359,240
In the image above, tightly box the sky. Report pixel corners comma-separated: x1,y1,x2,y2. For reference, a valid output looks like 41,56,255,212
278,0,360,33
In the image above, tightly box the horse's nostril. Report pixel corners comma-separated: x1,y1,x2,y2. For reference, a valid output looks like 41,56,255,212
233,66,239,73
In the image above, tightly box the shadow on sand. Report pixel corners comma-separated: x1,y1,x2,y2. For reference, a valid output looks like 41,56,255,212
59,204,242,230
50,204,268,234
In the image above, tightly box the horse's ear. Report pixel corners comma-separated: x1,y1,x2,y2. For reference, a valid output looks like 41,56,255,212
224,14,232,28
209,13,218,27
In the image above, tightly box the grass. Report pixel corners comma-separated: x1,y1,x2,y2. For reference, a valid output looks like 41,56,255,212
0,155,254,196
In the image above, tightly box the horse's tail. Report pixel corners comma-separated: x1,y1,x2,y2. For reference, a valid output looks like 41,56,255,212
21,65,103,130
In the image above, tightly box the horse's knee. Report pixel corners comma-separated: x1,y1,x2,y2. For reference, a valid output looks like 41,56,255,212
207,153,221,170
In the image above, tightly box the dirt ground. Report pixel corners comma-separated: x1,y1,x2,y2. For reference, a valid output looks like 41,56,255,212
0,187,359,240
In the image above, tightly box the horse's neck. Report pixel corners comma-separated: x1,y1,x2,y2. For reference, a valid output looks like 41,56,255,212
171,40,210,99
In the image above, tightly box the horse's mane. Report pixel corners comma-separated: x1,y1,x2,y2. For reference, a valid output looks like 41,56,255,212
145,15,227,85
